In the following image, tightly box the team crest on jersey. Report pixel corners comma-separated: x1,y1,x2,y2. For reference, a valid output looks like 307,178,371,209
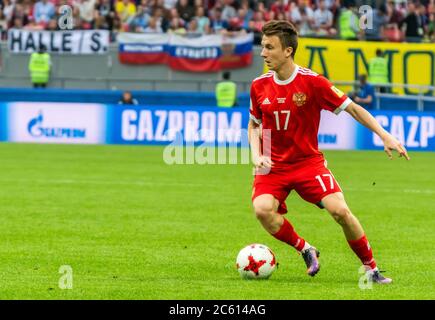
292,93,307,107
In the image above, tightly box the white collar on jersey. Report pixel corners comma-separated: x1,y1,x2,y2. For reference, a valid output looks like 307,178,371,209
273,65,299,85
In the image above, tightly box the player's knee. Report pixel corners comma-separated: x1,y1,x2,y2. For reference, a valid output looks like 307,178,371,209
253,202,275,222
331,206,352,226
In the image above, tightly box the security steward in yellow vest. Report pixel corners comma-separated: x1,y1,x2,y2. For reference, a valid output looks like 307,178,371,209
29,45,51,88
369,49,389,93
339,4,359,40
216,71,237,108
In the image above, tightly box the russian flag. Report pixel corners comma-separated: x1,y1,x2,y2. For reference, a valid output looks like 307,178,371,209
167,34,222,72
118,33,169,64
219,33,254,70
168,33,254,72
118,32,253,72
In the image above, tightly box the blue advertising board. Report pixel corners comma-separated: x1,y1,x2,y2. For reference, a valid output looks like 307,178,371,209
357,111,435,151
0,102,433,151
106,105,249,146
0,104,7,142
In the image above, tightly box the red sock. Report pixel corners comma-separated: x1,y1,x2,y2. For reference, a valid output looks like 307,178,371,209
272,218,306,251
347,235,377,270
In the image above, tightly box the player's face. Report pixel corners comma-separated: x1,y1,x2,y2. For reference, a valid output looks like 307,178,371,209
261,35,293,72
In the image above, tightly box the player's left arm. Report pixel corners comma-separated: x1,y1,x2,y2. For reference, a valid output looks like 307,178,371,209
345,102,410,160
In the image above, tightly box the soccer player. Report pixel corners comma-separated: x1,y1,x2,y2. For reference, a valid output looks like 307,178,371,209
248,20,410,284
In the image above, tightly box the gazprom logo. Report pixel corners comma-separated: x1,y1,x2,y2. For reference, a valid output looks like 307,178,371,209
27,111,86,138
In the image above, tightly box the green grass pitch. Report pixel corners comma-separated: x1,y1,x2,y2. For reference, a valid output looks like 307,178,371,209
0,143,434,299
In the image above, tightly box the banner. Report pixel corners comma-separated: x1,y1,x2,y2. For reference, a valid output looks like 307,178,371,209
264,38,435,96
118,33,169,64
1,102,433,151
358,111,435,151
8,29,109,54
118,33,253,72
6,102,106,144
318,110,357,150
107,105,246,145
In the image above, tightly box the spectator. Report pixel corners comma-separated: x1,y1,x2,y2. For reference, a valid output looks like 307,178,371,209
270,0,290,17
221,0,238,22
176,0,195,22
2,0,15,25
167,16,186,34
235,6,252,31
143,16,163,32
194,6,210,34
418,3,430,40
116,0,137,27
24,18,46,30
118,91,139,105
74,0,96,29
129,5,151,32
249,10,265,33
429,12,435,41
11,16,23,28
337,1,360,40
96,0,116,30
362,4,389,41
314,0,334,9
429,0,435,15
163,0,178,10
152,6,169,32
215,71,237,108
351,74,375,110
368,49,389,93
186,17,200,35
399,1,424,42
10,2,30,28
386,0,404,26
313,0,336,36
209,7,229,33
28,44,51,89
94,15,111,30
290,0,315,37
0,7,8,39
33,0,55,26
255,1,271,21
46,18,58,31
239,0,254,21
385,0,404,42
112,15,122,34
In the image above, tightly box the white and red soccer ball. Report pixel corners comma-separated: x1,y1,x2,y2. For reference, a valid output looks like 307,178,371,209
236,244,277,279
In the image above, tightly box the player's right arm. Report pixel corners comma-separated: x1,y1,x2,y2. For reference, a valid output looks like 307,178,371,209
249,83,273,169
248,119,273,169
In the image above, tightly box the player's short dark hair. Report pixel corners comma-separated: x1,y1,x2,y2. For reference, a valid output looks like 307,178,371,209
223,71,231,80
262,20,298,58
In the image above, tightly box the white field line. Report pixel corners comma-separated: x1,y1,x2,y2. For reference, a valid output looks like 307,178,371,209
0,178,434,194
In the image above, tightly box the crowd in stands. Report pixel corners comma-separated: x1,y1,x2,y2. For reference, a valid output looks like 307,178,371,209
0,0,434,43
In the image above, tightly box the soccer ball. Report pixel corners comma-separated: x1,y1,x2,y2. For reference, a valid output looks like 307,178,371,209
236,244,277,279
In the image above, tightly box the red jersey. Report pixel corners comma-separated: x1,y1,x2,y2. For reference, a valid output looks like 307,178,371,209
250,65,352,166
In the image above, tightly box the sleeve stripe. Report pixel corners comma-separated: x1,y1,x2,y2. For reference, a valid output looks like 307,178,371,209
334,97,352,115
249,114,262,124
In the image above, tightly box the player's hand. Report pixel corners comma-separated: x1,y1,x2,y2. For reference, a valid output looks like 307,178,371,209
382,134,410,160
252,155,274,168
